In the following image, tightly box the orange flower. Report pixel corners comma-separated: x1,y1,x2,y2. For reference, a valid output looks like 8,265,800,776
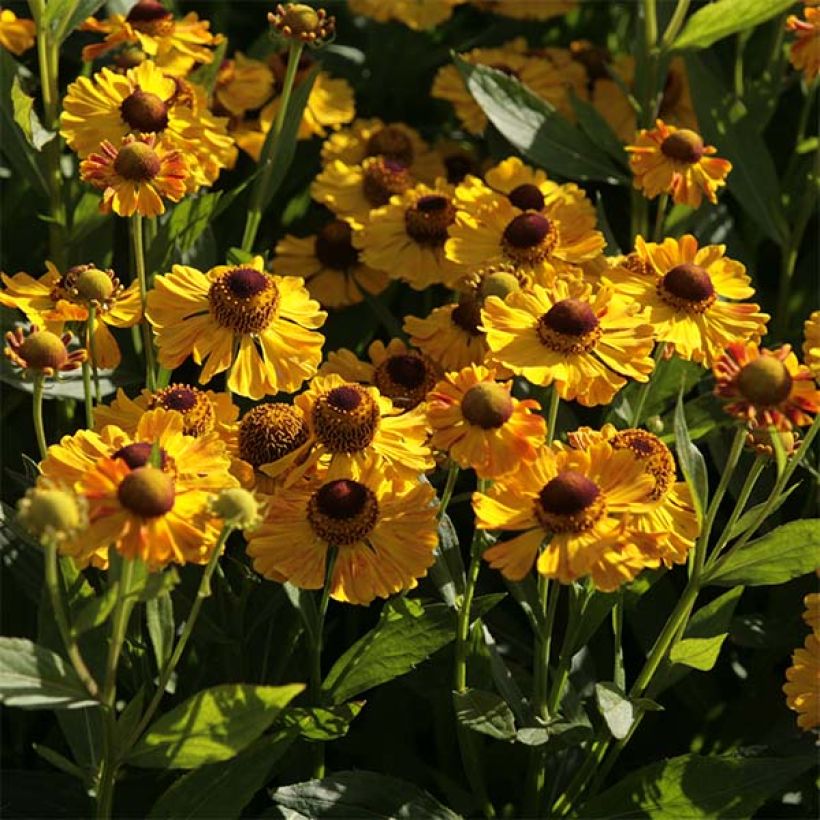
787,6,820,81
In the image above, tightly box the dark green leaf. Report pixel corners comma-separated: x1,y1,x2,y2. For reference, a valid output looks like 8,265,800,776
42,0,105,45
128,683,304,768
429,513,466,608
453,688,516,741
11,76,53,150
146,592,174,671
282,701,364,741
727,483,796,538
72,585,120,635
674,385,708,523
570,93,629,171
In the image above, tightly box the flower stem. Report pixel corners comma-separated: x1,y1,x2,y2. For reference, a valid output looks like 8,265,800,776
32,373,48,460
88,305,101,403
651,193,668,242
545,385,560,440
710,456,767,560
659,0,691,50
437,461,460,520
130,213,156,391
629,344,665,427
240,41,304,253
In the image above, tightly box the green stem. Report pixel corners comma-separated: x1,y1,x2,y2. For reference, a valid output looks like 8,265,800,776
710,456,767,560
651,193,668,242
311,546,337,780
88,305,101,403
545,385,560,441
32,374,48,459
240,41,304,253
130,214,156,391
629,345,665,427
733,33,746,98
639,0,659,128
437,461,460,520
630,189,649,244
546,584,585,716
659,0,691,50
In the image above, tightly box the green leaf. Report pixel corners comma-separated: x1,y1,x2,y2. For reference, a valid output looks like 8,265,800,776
146,592,174,671
453,688,516,741
127,683,305,768
32,742,86,780
579,754,814,819
595,682,635,741
270,771,461,819
727,484,797,539
149,729,298,820
11,76,53,150
322,596,503,705
570,93,629,171
72,585,120,635
0,638,97,710
672,0,797,51
42,0,105,45
428,513,466,608
704,519,820,587
282,702,364,741
674,385,708,524
669,636,728,672
454,56,628,185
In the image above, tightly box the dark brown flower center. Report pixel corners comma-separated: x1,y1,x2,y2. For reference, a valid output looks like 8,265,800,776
315,478,368,519
113,141,161,181
444,152,479,184
239,403,310,468
328,385,362,410
539,470,600,515
126,0,172,24
508,183,545,212
503,213,551,248
373,352,437,409
365,126,414,166
117,466,175,518
312,384,380,453
148,385,215,437
228,267,268,297
404,194,455,245
660,129,704,164
662,263,714,302
307,478,379,545
315,219,359,270
112,441,169,470
541,298,599,336
385,354,426,389
120,88,169,133
159,386,197,412
737,356,794,406
451,297,483,336
208,267,280,334
610,429,675,501
361,157,413,207
461,382,514,429
570,42,612,82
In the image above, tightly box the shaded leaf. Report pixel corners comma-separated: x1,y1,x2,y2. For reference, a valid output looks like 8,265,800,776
595,682,635,741
674,386,708,523
453,688,516,741
72,585,119,635
42,0,105,45
146,592,174,671
282,701,364,742
11,76,53,150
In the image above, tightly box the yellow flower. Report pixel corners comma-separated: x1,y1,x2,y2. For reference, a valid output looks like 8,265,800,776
481,279,655,406
432,45,572,136
804,592,820,633
17,481,87,546
215,53,275,117
320,118,444,184
354,180,465,289
5,326,86,378
145,256,326,400
0,262,141,369
627,120,732,208
347,0,464,29
427,365,546,478
446,182,604,286
81,0,223,76
784,597,820,731
787,6,820,81
0,8,35,55
474,438,662,591
319,338,441,410
60,60,231,190
260,373,434,487
473,0,576,20
713,342,820,431
80,133,187,217
803,310,820,378
272,218,388,309
603,235,770,366
246,459,438,605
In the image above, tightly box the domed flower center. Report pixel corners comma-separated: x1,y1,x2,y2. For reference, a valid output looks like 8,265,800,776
737,356,793,406
75,268,115,303
373,353,437,409
312,384,380,453
660,129,704,164
508,183,545,212
404,194,455,245
361,157,413,207
537,298,601,353
115,47,147,70
208,266,280,334
365,126,414,166
535,469,605,533
478,271,521,300
315,219,359,270
117,466,175,518
279,3,321,36
450,296,483,336
659,263,716,312
501,213,558,264
20,331,69,371
113,441,170,470
20,488,83,540
126,0,171,23
610,429,675,501
239,403,310,468
307,478,379,545
150,384,215,436
120,88,169,133
444,152,478,184
113,141,161,181
461,382,514,429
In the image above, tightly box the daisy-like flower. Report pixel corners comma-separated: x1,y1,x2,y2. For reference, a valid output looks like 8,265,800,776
403,262,525,373
787,5,820,81
435,138,484,184
5,326,87,377
474,438,662,591
354,181,465,289
713,342,820,431
481,279,655,406
320,118,444,184
0,262,142,369
427,365,545,478
432,44,572,136
568,425,698,568
446,182,604,287
80,0,223,75
60,59,231,190
803,310,820,378
474,0,576,20
215,53,275,117
267,4,335,46
784,593,820,731
603,235,770,366
347,0,465,29
146,256,327,400
0,8,35,55
260,373,434,487
319,338,441,410
80,134,187,217
246,460,438,605
272,218,388,309
627,120,731,208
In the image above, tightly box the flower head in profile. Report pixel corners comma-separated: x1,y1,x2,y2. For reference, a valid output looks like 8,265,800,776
0,8,35,55
784,593,820,731
273,218,388,309
481,279,655,406
268,4,335,46
713,342,820,431
787,6,820,81
17,481,87,546
246,459,438,605
319,338,440,411
803,310,820,379
626,120,731,208
427,365,546,478
80,134,187,217
146,256,326,400
5,326,87,378
347,0,465,29
474,438,662,591
603,235,769,366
